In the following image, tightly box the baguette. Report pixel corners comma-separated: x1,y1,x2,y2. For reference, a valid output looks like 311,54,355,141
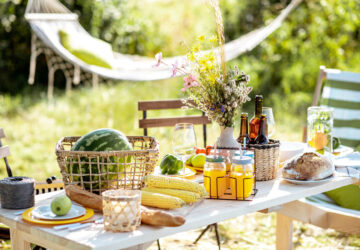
140,206,185,227
65,185,185,227
65,185,103,211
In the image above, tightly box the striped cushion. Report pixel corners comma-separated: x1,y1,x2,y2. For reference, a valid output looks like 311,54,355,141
320,73,360,148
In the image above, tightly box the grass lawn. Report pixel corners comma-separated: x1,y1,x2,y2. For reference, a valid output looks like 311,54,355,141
0,81,358,249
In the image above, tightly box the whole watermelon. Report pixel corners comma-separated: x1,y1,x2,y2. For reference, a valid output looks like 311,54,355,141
68,128,132,192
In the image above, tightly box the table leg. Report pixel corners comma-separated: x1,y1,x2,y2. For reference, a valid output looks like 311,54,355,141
10,229,31,250
276,213,293,250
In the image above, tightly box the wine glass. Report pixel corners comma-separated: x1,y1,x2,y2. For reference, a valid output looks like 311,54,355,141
172,123,197,175
262,107,276,138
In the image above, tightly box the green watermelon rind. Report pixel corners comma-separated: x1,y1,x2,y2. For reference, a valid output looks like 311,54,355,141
67,128,133,192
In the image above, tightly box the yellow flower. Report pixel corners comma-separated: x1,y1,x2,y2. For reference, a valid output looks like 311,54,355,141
209,35,217,44
187,52,195,62
198,58,207,66
192,44,200,52
197,35,205,41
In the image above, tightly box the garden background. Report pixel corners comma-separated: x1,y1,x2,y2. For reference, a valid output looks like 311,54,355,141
0,0,360,248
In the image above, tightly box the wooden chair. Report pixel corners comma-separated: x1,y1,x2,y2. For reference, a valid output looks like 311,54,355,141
276,66,360,250
138,99,211,147
138,100,222,249
0,128,64,241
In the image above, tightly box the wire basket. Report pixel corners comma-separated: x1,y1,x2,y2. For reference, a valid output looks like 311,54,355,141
56,136,159,194
248,139,280,181
203,174,257,201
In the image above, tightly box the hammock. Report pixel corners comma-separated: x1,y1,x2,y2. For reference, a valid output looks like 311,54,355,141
25,0,302,98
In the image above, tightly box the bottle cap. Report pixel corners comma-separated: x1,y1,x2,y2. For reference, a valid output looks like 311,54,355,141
206,155,225,163
235,151,254,158
232,156,253,165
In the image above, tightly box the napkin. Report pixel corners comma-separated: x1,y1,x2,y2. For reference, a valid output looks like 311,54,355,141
334,152,360,168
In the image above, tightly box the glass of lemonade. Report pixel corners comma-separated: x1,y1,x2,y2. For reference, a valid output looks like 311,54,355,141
307,106,333,155
230,156,254,199
203,155,227,198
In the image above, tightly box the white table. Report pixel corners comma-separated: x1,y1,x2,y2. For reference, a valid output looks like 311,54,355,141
0,174,356,250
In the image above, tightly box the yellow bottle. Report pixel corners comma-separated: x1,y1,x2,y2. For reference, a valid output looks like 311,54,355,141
203,155,227,198
230,156,254,199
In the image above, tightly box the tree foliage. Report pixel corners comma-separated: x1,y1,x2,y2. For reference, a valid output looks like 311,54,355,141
0,0,359,119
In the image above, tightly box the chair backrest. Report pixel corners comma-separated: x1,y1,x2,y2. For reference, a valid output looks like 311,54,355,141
0,129,11,160
138,99,211,147
313,66,360,148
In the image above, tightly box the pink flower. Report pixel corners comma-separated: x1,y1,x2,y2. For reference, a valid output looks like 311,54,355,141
191,81,199,87
154,52,162,67
171,61,178,77
181,74,198,92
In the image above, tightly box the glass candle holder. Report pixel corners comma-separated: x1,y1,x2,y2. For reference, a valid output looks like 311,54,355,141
102,189,141,232
307,106,334,155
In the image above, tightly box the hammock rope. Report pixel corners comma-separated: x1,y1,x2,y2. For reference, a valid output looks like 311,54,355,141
25,0,302,99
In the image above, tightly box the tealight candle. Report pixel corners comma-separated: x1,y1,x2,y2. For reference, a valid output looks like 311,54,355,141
102,189,141,232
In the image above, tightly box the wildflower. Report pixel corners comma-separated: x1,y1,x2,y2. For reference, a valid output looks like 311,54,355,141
181,74,199,92
192,44,200,52
154,52,162,67
197,35,205,41
171,61,178,77
187,52,195,62
209,35,217,44
221,105,225,113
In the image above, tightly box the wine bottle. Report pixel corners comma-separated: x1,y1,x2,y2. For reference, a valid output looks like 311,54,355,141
249,95,263,143
237,113,250,145
255,114,269,144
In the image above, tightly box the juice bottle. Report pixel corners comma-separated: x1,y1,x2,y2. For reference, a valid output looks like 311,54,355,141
203,155,227,198
230,156,254,199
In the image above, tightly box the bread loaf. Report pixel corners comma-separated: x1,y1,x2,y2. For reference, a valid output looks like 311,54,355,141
65,185,103,211
65,185,185,227
282,152,334,180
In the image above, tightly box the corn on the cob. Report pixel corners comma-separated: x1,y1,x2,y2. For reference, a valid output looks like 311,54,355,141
144,175,208,197
142,187,200,204
141,190,185,209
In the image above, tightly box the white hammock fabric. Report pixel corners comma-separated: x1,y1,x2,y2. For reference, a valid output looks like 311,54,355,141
25,0,302,97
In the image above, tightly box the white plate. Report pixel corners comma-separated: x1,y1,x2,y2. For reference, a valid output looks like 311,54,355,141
280,142,306,162
32,204,86,221
283,175,334,186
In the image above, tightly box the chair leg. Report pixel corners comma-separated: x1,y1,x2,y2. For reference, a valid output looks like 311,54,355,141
276,213,293,250
157,239,161,250
193,224,212,244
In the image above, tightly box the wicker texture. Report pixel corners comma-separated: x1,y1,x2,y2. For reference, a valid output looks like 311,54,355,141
56,136,159,194
249,139,280,181
102,190,141,232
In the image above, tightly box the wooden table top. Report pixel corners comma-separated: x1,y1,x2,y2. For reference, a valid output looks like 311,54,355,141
0,173,356,250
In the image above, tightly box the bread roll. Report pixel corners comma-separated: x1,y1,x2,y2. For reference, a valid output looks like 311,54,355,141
282,152,334,180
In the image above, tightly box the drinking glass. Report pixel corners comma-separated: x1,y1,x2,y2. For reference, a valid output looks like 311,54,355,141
307,106,333,155
262,107,276,138
172,123,197,174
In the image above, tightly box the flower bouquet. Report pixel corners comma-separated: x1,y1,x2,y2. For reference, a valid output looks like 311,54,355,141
155,0,252,148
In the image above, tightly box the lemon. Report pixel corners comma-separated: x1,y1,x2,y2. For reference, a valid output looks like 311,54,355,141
191,154,206,168
309,132,328,150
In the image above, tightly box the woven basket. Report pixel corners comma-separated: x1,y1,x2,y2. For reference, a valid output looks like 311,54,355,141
248,139,280,181
56,136,159,194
